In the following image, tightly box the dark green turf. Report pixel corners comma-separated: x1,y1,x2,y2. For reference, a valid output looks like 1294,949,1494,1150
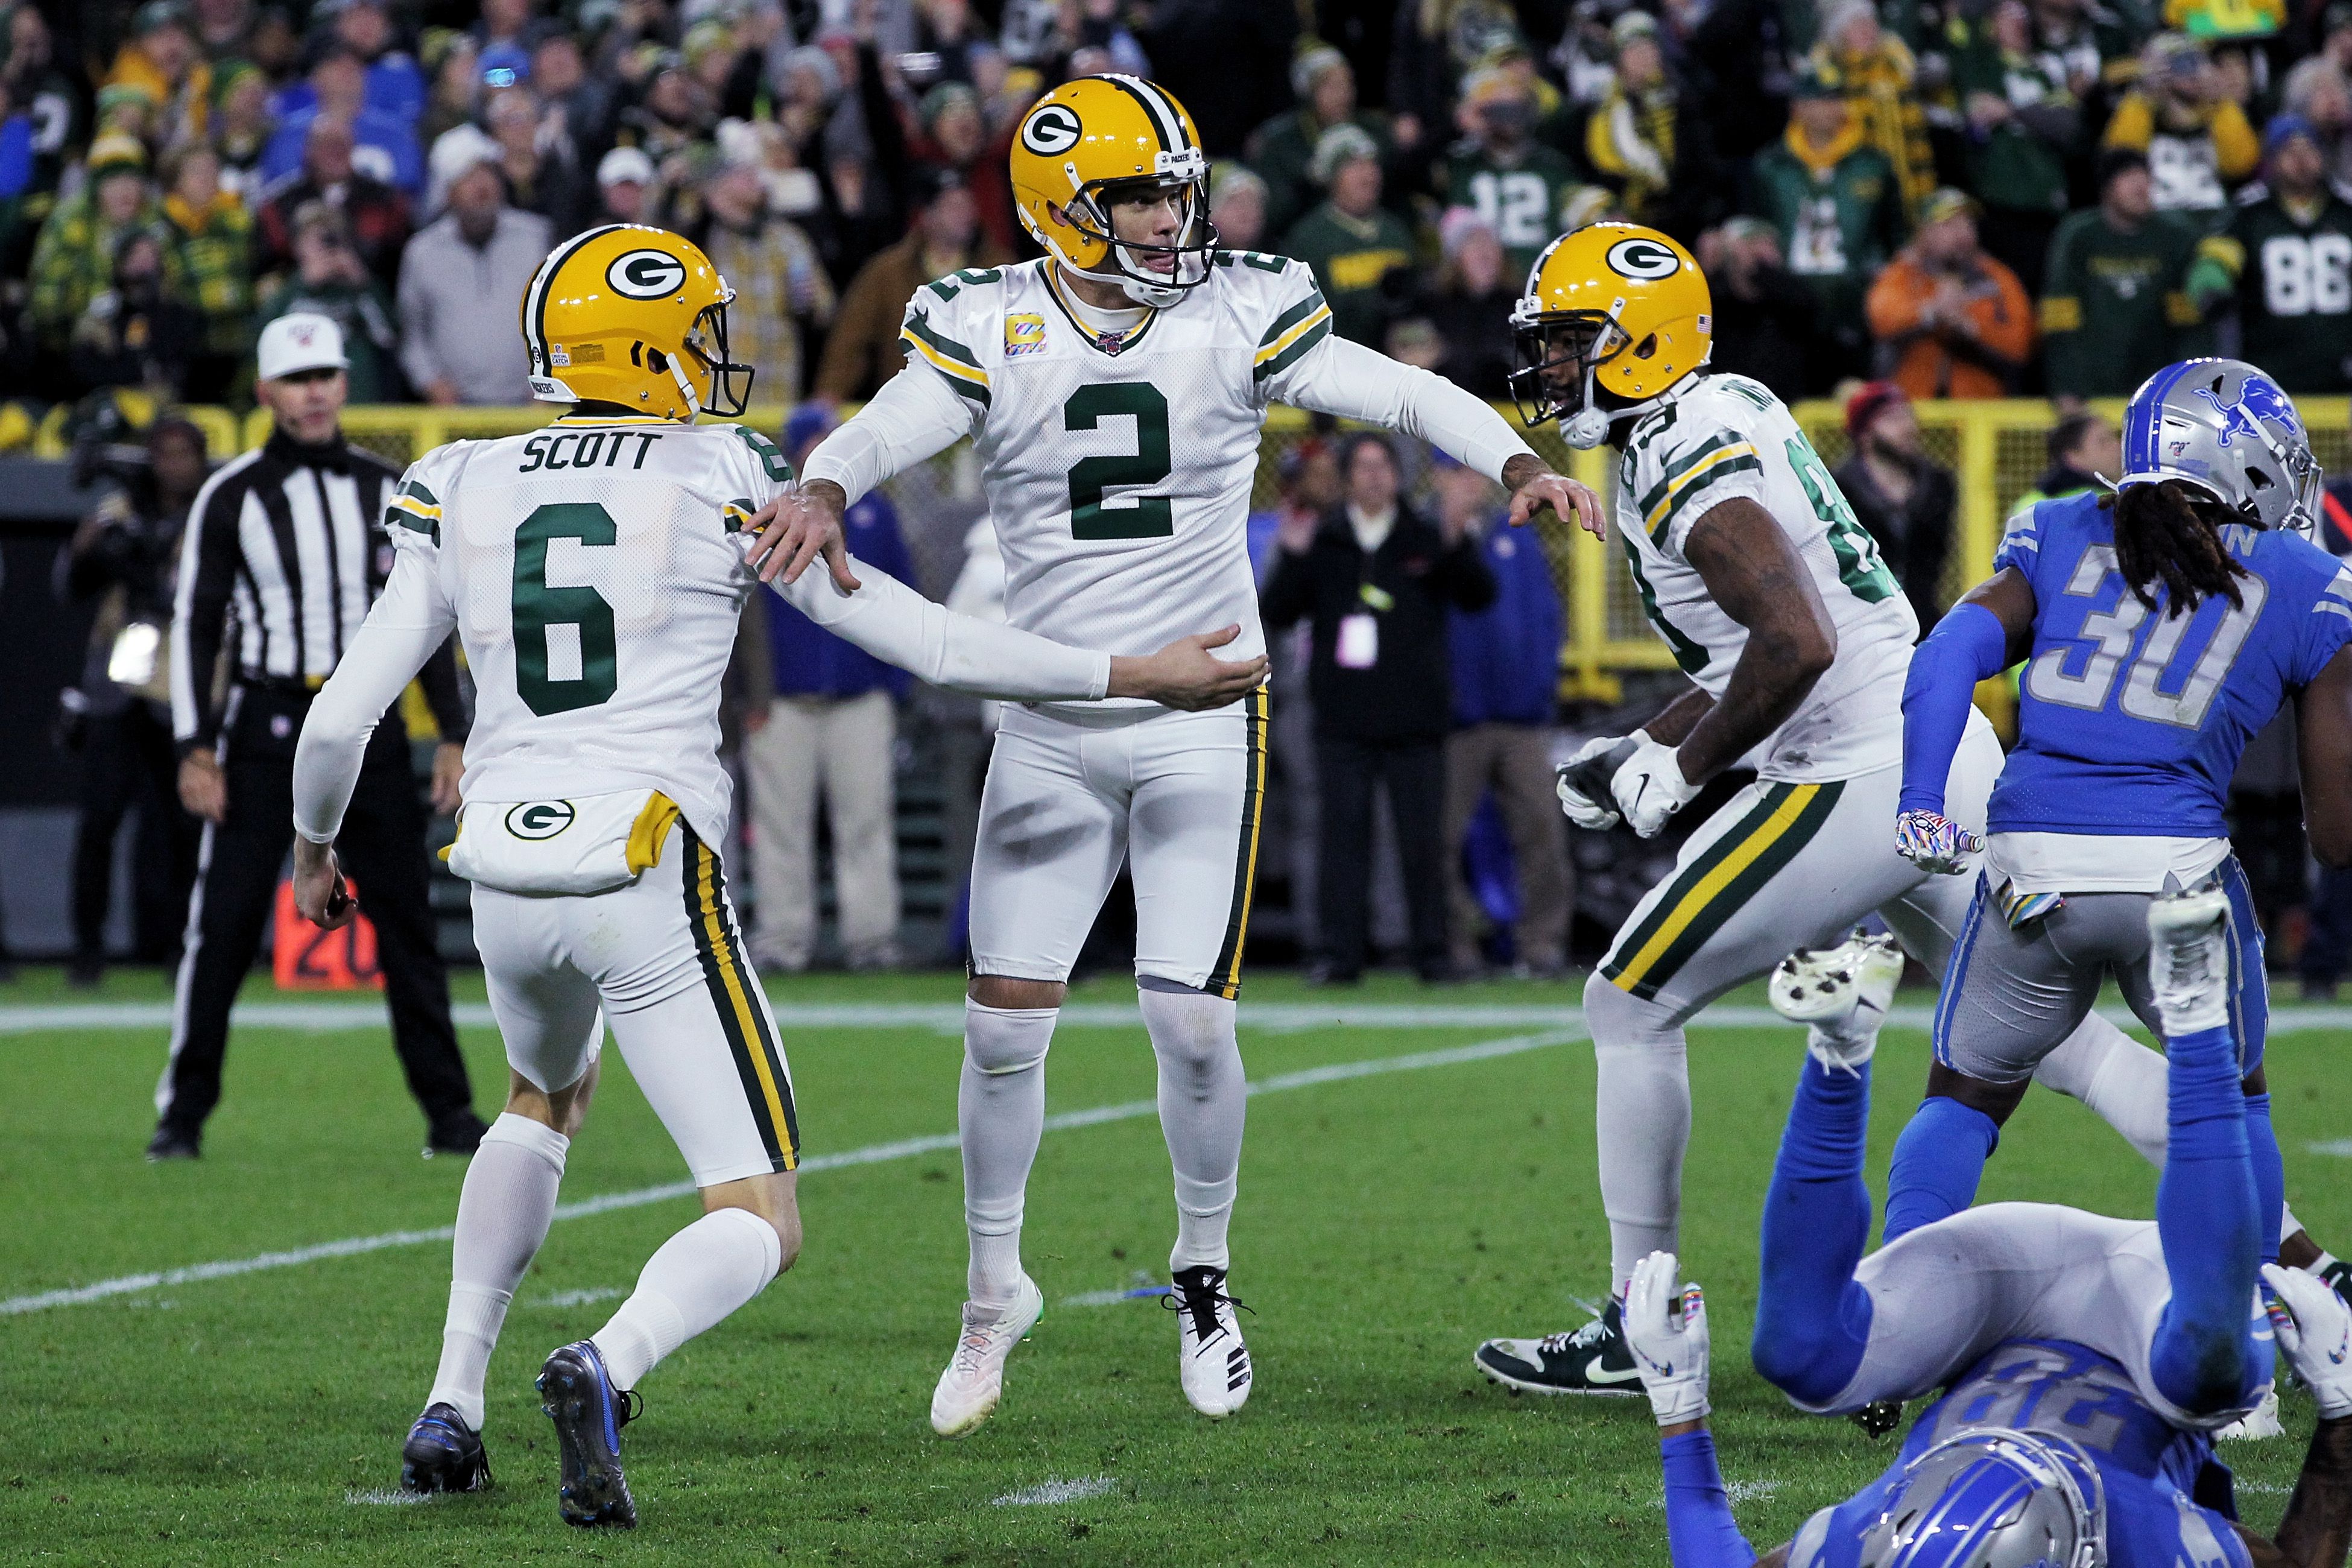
0,970,2344,1564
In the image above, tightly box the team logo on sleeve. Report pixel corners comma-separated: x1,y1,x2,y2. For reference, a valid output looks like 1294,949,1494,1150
505,801,577,839
1605,238,1682,280
1004,313,1048,357
605,249,690,299
1020,103,1082,155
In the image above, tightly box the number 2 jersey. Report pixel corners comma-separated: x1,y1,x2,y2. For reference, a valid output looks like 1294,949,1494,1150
1788,1339,2252,1568
1613,373,1920,781
1989,489,2352,842
813,251,1534,721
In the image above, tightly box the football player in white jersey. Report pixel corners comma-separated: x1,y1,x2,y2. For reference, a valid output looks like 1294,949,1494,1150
751,74,1601,1434
285,226,1267,1528
1467,223,2208,1402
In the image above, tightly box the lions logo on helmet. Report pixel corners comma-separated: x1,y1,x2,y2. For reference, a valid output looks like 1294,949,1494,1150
1009,75,1218,309
518,224,757,420
2117,358,2323,539
1508,221,1712,449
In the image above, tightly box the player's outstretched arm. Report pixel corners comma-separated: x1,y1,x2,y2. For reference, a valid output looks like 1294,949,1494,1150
1894,566,2037,873
2296,645,2352,868
290,549,457,928
2241,1268,2352,1568
1626,1253,1763,1568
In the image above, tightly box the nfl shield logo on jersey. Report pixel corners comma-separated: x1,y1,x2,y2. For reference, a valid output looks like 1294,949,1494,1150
1004,314,1048,358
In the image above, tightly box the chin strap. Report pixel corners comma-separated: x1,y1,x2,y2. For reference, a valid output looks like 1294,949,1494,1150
668,352,703,419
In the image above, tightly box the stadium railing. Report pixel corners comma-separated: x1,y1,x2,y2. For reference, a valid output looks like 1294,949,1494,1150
141,396,2352,717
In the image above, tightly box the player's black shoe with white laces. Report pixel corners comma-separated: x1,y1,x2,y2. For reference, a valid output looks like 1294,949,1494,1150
1474,1298,1645,1397
399,1402,492,1494
537,1339,640,1528
1168,1265,1253,1417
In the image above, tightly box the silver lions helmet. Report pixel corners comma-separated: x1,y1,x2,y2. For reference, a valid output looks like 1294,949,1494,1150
2117,357,2322,539
1850,1429,2106,1568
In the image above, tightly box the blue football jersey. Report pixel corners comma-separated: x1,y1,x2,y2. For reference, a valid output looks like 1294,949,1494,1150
1788,1339,2250,1568
1990,491,2352,837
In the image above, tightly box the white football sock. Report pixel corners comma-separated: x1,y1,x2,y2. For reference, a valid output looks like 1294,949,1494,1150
959,1000,1056,1307
2033,1013,2169,1168
590,1207,782,1390
426,1112,569,1431
1587,972,1689,1296
1138,981,1245,1273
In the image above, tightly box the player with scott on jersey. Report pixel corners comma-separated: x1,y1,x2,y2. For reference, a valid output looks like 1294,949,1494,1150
286,224,1268,1528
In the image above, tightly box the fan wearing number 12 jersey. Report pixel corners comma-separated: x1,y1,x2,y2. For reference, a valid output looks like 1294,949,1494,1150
788,74,1592,1435
1472,223,2180,1401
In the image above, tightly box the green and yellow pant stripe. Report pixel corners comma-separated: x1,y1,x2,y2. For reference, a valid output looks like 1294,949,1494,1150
680,826,801,1171
1206,686,1271,1001
1601,780,1844,1002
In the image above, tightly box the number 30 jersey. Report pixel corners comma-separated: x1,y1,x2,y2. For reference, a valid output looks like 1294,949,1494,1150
1612,373,1920,781
1988,489,2352,838
383,416,797,844
897,253,1332,715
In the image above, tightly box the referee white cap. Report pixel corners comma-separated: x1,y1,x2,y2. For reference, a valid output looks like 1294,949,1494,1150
257,312,350,381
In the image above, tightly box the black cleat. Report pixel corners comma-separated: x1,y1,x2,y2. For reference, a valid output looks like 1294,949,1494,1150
424,1110,489,1159
1473,1298,1646,1397
145,1123,200,1162
538,1340,640,1528
1850,1399,1905,1438
400,1402,493,1493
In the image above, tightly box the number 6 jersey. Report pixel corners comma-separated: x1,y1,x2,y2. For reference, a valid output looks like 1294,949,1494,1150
1611,372,1920,781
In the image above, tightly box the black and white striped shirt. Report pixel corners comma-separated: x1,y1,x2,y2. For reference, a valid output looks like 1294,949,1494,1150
169,427,467,753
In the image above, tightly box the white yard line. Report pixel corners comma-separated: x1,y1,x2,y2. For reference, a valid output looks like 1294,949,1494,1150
993,1477,1118,1506
17,997,2352,1036
0,1029,1579,1317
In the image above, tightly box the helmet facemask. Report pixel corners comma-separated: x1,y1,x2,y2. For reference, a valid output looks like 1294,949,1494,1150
1058,161,1219,308
1509,309,1637,449
675,294,754,419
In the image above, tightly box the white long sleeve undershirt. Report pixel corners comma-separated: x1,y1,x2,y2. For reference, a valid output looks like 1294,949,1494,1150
801,333,1540,507
292,543,1110,844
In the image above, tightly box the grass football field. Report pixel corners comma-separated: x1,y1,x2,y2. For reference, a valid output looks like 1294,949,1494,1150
2,965,2347,1566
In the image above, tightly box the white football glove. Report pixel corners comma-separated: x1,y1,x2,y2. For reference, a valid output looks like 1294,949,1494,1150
2263,1263,2352,1419
1612,733,1701,839
1556,732,1637,830
1894,809,1984,876
1624,1250,1711,1426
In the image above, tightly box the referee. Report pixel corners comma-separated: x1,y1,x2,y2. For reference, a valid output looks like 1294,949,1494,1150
155,313,483,1162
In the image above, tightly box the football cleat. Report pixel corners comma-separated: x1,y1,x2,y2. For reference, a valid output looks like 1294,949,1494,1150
1770,931,1904,1069
1849,1399,1906,1439
1474,1298,1646,1397
399,1402,493,1494
145,1123,200,1162
930,1274,1044,1438
1168,1265,1254,1418
537,1340,640,1528
2216,1381,2284,1441
2148,884,2233,1035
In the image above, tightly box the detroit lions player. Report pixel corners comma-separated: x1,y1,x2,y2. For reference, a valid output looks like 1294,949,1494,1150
1886,359,2352,1281
1620,918,2352,1568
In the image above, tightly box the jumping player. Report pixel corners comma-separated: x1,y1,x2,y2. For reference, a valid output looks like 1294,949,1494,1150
288,224,1266,1526
756,74,1599,1434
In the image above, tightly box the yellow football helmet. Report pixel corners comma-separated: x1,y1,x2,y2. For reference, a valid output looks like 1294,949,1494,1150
518,224,754,419
1010,74,1215,307
1507,222,1712,448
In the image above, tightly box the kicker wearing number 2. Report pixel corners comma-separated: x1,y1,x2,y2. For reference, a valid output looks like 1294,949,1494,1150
286,224,1265,1528
753,74,1601,1437
1472,223,2216,1399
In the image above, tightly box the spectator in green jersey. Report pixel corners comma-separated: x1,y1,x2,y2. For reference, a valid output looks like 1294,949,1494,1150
2040,148,2211,399
1281,124,1417,349
1244,46,1401,245
1953,0,2081,294
1750,65,1905,388
1442,66,1584,279
2188,115,2352,391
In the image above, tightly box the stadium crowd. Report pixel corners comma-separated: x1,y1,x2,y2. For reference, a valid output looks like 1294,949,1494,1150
11,0,2352,420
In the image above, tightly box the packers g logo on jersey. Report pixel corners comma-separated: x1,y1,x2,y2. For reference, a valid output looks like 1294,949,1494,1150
1606,238,1682,280
506,800,577,840
1021,103,1082,156
607,249,689,299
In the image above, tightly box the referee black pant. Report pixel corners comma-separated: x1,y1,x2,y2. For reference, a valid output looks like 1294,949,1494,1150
157,687,474,1136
